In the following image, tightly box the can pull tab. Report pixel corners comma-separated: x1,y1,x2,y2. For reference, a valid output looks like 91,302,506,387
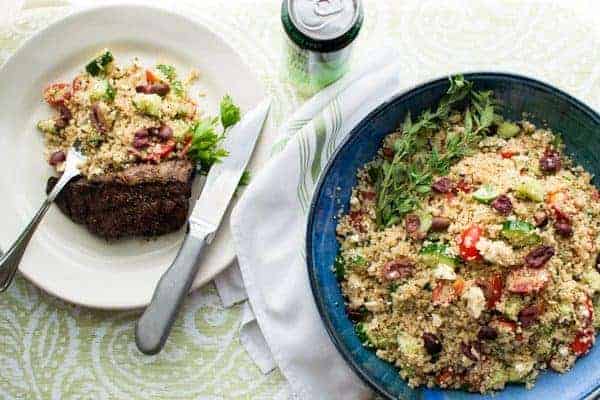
314,0,344,17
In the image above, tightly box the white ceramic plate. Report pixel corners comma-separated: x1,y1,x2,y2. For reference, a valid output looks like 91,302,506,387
0,4,265,309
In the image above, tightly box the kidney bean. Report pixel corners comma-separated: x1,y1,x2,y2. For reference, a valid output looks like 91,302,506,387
90,102,107,133
149,83,170,96
49,150,66,166
431,216,451,231
432,177,454,193
554,220,573,237
134,128,149,139
135,84,152,94
540,148,561,173
158,125,173,141
346,306,366,322
525,245,555,268
382,257,414,281
132,136,149,149
478,326,498,340
491,194,513,215
518,304,542,328
423,332,443,355
534,211,548,227
54,104,72,130
405,214,425,240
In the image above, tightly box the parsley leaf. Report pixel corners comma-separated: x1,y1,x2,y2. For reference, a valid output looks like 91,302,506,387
187,119,229,173
220,95,241,129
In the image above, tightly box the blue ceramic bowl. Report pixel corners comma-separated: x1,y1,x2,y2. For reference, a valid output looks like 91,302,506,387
306,73,600,400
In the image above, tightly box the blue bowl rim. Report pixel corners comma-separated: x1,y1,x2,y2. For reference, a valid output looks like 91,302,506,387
305,71,600,400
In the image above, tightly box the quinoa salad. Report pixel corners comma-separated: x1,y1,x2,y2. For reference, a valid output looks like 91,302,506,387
335,76,600,393
37,49,238,177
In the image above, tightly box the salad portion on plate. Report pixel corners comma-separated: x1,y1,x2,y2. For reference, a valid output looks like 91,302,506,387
38,49,240,239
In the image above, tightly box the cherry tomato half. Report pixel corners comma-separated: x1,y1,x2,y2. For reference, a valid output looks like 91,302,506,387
459,225,483,261
571,330,595,356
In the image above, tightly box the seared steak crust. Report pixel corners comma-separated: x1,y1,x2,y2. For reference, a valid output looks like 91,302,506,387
47,160,194,239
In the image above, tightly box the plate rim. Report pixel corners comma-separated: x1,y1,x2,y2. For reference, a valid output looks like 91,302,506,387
306,71,600,399
1,3,263,309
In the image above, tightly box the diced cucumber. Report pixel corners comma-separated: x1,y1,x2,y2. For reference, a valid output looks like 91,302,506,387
419,243,460,268
37,119,57,134
85,50,114,76
583,269,600,293
397,332,422,356
508,360,534,382
472,184,499,204
132,93,162,117
515,177,545,202
558,302,573,318
171,120,191,142
503,296,523,321
594,298,600,329
488,368,509,389
498,121,520,139
89,79,115,102
417,211,432,234
501,220,541,247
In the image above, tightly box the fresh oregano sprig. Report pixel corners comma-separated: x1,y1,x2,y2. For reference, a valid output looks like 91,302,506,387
373,75,500,228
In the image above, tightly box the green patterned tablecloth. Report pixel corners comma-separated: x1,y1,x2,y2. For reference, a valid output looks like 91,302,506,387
1,1,599,399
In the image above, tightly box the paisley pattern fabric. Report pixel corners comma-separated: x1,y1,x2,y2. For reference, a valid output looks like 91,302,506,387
1,1,599,399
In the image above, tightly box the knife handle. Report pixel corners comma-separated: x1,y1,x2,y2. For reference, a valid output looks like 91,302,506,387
135,225,207,355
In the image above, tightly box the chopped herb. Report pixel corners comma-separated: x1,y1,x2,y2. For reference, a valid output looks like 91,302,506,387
333,255,346,280
351,255,367,267
220,95,241,129
239,170,251,186
88,135,104,148
355,322,373,347
86,50,113,76
156,64,177,81
105,82,116,102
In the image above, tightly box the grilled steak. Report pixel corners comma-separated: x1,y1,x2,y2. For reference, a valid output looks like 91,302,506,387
47,160,195,239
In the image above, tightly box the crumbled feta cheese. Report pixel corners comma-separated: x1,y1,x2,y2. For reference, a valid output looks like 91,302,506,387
476,237,516,266
433,263,457,280
462,286,486,319
558,345,569,357
431,313,442,327
364,300,384,312
583,270,600,293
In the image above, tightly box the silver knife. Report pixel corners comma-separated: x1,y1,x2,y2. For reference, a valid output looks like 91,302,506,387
135,98,271,355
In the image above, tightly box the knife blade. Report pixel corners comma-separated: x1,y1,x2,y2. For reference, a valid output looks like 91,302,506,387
135,98,271,355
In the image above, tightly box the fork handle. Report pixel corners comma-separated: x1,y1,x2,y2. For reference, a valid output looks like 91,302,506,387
0,199,52,292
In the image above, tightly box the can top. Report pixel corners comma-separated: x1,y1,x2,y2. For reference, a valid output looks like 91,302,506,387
282,0,363,52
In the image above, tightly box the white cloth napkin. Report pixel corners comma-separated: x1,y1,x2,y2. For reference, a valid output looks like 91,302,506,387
224,49,403,399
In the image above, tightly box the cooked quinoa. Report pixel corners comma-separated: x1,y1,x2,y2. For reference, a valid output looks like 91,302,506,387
335,78,600,393
37,49,202,177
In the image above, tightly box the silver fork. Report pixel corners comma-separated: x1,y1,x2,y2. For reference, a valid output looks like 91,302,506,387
0,148,85,292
